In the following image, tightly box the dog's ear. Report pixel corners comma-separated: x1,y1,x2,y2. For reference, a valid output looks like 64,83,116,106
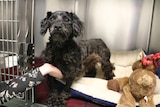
68,12,84,37
40,11,52,35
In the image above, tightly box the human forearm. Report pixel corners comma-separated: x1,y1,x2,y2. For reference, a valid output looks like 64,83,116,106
0,68,43,104
0,63,62,104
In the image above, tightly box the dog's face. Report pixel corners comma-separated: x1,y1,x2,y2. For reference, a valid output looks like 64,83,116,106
40,11,84,43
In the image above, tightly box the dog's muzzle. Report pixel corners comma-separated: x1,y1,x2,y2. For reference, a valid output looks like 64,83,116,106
49,25,67,42
50,23,63,33
49,21,72,43
54,24,62,31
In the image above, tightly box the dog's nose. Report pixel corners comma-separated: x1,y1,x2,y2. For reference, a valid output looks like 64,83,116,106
54,25,62,31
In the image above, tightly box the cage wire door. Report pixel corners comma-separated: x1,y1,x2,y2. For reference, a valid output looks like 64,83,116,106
0,0,35,106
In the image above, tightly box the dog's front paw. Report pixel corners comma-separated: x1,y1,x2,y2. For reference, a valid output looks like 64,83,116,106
47,91,71,107
47,90,59,107
58,91,71,106
102,62,115,80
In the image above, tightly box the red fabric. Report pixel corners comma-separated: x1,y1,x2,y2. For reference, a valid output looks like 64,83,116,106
34,57,50,104
142,52,160,67
35,76,50,104
153,52,160,67
34,57,45,68
1,66,21,80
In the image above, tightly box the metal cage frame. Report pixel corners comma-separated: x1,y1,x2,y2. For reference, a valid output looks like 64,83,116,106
0,0,35,106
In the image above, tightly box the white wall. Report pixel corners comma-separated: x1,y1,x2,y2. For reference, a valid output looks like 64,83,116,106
86,0,153,51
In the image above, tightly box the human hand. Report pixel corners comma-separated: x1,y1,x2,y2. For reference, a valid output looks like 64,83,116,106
39,63,63,79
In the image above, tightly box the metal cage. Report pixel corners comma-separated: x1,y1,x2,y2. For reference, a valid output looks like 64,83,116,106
0,0,35,106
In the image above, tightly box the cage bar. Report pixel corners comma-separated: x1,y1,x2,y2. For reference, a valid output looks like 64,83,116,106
0,0,35,106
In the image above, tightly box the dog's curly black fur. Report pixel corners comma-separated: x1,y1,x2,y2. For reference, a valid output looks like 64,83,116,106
40,11,115,107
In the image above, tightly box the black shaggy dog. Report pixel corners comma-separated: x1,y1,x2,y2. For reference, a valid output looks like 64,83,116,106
40,11,115,107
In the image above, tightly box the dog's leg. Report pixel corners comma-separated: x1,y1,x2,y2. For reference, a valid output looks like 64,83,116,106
47,76,61,107
102,61,115,80
47,76,57,90
48,77,74,107
98,48,115,80
50,77,73,107
64,77,74,92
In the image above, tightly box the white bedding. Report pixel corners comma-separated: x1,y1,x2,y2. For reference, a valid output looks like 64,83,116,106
71,77,160,105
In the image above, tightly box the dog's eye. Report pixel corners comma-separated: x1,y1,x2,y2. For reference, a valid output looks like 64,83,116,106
63,16,70,22
50,16,56,21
